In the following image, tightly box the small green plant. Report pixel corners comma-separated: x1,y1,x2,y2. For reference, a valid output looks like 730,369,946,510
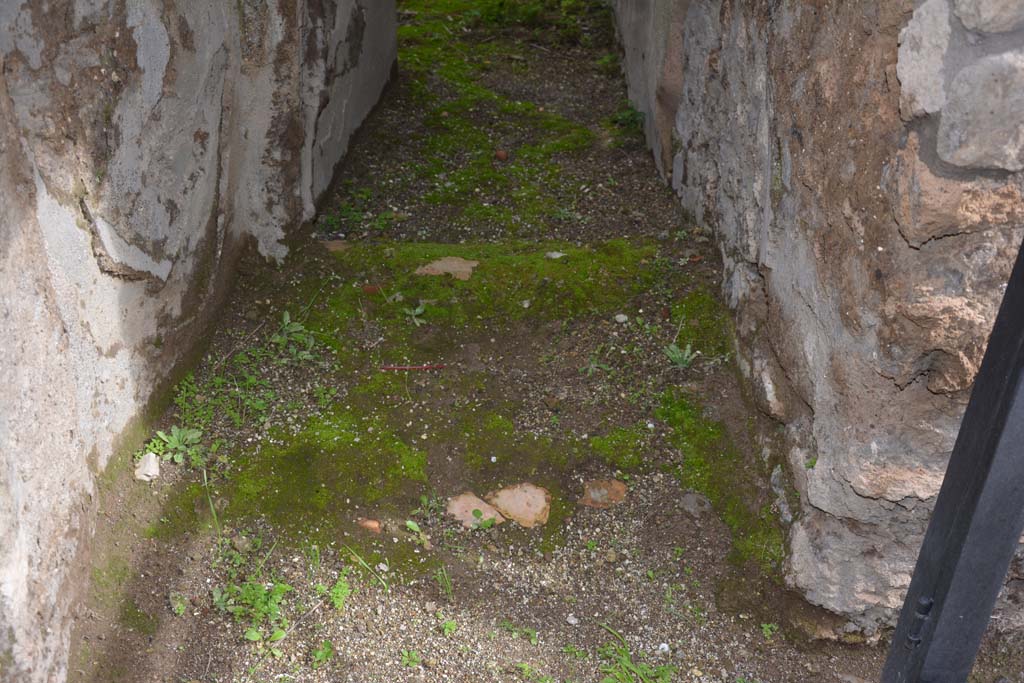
516,662,538,679
500,619,539,645
412,493,445,520
212,578,292,643
330,569,353,611
596,52,619,75
471,508,496,530
562,644,588,660
169,592,187,617
202,468,222,538
610,103,644,135
585,539,599,552
441,619,458,637
401,649,422,668
663,583,686,610
664,342,699,369
434,565,454,602
312,640,335,669
369,210,395,232
338,202,366,226
405,519,431,548
172,372,214,428
514,661,557,681
304,543,321,576
270,311,315,362
403,302,427,327
580,356,611,376
760,622,779,640
687,602,707,625
597,623,675,683
313,385,338,409
342,544,389,592
153,425,203,465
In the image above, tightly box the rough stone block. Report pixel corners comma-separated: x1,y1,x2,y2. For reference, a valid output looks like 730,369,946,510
938,51,1024,171
887,133,1024,247
954,0,1024,33
897,0,952,120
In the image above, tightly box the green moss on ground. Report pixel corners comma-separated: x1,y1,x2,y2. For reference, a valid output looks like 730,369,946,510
118,599,158,636
310,240,656,354
223,406,427,541
588,425,649,471
318,1,604,236
656,390,784,573
143,482,206,540
90,557,132,608
670,287,734,359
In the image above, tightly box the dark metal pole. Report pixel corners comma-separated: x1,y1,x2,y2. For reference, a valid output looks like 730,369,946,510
882,238,1024,683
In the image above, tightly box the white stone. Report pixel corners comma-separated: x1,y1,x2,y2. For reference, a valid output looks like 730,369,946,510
133,452,160,482
937,51,1024,171
954,0,1024,33
614,313,629,324
897,0,952,119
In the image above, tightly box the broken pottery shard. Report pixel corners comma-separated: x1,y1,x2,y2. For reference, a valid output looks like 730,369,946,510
447,492,505,529
134,452,160,482
356,518,383,534
414,256,479,281
321,240,350,252
579,479,627,509
485,483,551,528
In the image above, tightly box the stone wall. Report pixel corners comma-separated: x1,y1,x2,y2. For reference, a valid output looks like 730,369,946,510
0,2,395,681
613,0,1024,634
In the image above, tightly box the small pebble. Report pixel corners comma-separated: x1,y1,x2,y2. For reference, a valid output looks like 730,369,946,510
566,614,579,626
614,313,628,324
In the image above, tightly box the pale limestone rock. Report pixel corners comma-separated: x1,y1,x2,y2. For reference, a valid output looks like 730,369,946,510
133,453,160,482
954,0,1024,32
938,51,1024,171
897,0,952,119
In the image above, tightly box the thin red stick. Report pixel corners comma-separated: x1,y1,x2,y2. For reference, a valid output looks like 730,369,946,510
379,364,447,371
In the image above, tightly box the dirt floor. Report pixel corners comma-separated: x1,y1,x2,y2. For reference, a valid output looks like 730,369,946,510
68,2,1024,682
